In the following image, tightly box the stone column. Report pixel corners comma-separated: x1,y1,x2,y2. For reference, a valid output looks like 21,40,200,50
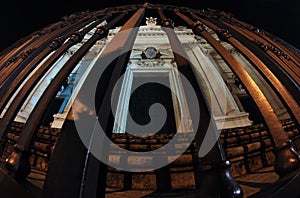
184,42,252,129
185,11,300,176
160,8,243,197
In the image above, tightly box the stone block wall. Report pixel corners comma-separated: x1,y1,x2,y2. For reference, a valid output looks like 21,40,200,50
1,119,299,191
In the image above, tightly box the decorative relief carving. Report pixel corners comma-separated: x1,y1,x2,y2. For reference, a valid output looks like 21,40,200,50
252,40,269,51
252,39,290,59
227,74,246,95
21,48,36,59
135,60,165,67
146,17,157,26
192,21,206,34
216,28,232,41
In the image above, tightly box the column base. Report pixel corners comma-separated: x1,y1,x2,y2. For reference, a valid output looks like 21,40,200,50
5,144,31,182
215,112,252,130
274,140,300,177
51,113,68,129
197,160,243,198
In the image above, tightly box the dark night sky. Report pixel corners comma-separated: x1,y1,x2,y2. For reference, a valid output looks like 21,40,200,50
0,0,299,52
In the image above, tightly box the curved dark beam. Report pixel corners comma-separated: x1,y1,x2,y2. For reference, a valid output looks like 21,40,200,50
0,26,64,81
214,15,300,104
175,10,300,176
219,18,300,86
0,17,73,72
5,3,146,197
158,8,243,197
186,13,300,137
0,14,110,116
228,15,300,67
0,36,38,71
42,5,147,198
194,13,300,106
86,5,147,197
0,14,99,88
0,3,298,197
1,11,122,163
0,15,111,157
4,23,110,180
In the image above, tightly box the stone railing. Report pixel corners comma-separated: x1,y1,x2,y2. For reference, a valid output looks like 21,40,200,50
2,122,61,171
1,119,299,190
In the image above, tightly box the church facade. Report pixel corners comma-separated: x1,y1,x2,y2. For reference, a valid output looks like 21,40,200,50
0,3,300,198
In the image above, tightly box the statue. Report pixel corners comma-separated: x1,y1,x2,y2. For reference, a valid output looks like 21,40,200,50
146,17,157,26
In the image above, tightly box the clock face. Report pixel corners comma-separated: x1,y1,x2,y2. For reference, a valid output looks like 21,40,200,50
144,47,158,59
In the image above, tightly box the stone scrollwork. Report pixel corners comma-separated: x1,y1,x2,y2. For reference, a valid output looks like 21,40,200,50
136,59,165,67
216,28,232,41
